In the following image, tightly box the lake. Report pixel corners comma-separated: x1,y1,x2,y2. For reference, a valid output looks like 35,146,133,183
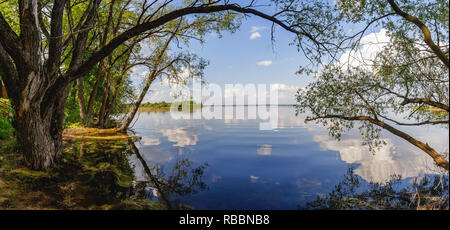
64,106,449,209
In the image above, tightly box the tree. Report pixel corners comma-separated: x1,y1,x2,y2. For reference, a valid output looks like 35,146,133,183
296,0,449,170
0,0,326,169
119,18,209,131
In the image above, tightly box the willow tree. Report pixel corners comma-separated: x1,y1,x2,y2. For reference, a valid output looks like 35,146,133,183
0,0,334,169
120,16,215,131
296,0,449,170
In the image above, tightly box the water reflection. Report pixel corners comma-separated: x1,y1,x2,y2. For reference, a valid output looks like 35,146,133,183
313,135,438,183
301,168,449,210
257,144,272,156
58,139,207,209
127,139,208,209
128,106,448,209
161,128,199,147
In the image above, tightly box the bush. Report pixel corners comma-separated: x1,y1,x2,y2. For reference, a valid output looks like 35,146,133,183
63,103,81,128
0,117,14,139
0,99,13,139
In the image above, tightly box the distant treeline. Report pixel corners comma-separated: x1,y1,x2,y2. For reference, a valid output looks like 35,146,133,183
137,101,202,112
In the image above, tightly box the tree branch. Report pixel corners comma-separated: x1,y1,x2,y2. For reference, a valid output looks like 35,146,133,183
0,43,18,100
377,113,448,126
18,0,42,67
46,0,66,76
64,4,312,84
307,114,449,171
400,98,449,112
387,0,449,68
378,85,449,112
0,10,22,64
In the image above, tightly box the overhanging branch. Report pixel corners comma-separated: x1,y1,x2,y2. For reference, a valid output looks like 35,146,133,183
307,114,449,171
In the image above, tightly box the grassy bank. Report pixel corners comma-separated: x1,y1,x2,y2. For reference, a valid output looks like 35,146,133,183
0,137,56,209
0,136,162,210
0,114,152,209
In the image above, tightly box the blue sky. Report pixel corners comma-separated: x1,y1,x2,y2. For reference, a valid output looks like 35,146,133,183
186,16,309,87
132,15,312,104
130,5,383,105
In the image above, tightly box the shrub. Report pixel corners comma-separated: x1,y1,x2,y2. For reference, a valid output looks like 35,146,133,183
0,117,14,139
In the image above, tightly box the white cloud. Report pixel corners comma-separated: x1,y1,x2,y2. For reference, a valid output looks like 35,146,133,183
250,32,261,40
256,60,273,66
250,26,266,32
336,29,391,70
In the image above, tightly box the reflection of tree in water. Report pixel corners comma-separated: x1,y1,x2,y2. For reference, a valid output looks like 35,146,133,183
301,168,448,210
56,139,207,209
128,139,208,209
58,140,135,208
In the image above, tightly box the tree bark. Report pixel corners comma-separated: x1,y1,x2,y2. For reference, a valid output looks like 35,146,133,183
77,78,87,120
86,62,104,120
120,72,156,132
13,70,68,170
97,66,111,127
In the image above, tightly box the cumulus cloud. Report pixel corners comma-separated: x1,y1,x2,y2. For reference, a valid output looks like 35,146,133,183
256,60,273,67
250,32,262,40
249,26,266,39
337,29,391,69
250,26,266,32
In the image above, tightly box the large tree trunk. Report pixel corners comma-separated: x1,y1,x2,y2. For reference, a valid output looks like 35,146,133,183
15,105,64,169
13,71,68,170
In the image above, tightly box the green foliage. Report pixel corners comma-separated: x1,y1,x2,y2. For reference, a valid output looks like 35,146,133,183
296,0,449,153
0,117,13,140
0,0,19,34
141,101,202,112
0,138,19,155
64,96,82,128
0,99,13,139
141,101,171,108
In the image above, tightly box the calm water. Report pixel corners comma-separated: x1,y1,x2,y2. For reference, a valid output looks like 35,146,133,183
65,106,449,209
